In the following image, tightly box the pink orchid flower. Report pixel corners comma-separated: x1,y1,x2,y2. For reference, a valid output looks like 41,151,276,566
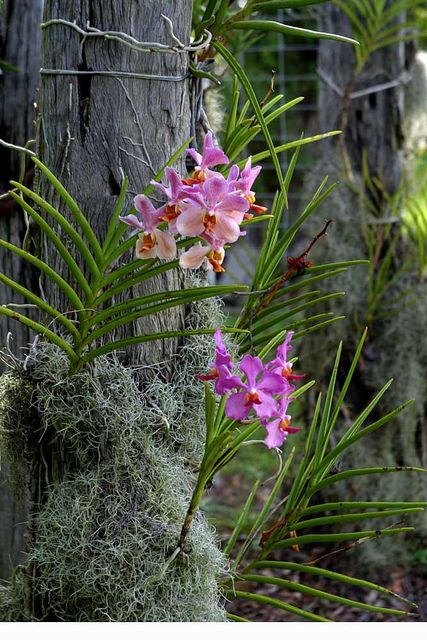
267,332,305,384
232,157,267,215
179,242,226,273
186,132,229,182
150,167,185,232
120,194,176,260
263,396,301,449
225,355,287,422
197,330,241,394
177,174,250,244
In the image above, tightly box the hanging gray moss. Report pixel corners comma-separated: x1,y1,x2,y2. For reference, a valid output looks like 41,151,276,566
0,294,229,621
299,155,427,567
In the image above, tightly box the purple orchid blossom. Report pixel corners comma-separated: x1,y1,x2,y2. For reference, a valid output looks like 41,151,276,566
179,242,225,272
186,132,229,179
262,395,301,449
150,167,185,233
225,354,287,421
267,331,305,383
177,174,250,243
197,330,241,394
198,330,305,450
119,195,176,260
124,132,265,270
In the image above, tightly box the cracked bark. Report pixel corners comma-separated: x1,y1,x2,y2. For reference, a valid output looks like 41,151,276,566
0,0,43,579
39,0,193,368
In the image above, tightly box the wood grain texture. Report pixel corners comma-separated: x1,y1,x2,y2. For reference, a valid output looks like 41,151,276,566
0,0,43,580
38,0,193,367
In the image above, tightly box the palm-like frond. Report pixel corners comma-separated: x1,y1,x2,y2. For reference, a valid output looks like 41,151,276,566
1,156,249,372
334,0,425,72
221,332,425,620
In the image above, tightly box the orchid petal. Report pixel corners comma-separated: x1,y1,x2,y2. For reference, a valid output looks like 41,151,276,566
154,229,176,260
240,354,264,389
216,193,250,215
225,392,251,421
254,391,278,419
213,214,241,243
187,147,202,166
164,167,183,199
227,165,240,182
202,147,229,168
215,366,242,395
203,175,230,207
176,207,205,237
136,236,156,260
264,420,287,449
179,244,209,269
119,214,145,230
258,371,289,394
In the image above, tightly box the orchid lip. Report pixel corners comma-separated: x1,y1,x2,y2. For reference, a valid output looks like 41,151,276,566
244,390,261,406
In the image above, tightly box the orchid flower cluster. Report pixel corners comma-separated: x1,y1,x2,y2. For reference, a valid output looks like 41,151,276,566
199,330,304,449
119,133,266,272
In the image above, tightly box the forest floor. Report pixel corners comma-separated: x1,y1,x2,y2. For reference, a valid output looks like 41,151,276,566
205,444,427,623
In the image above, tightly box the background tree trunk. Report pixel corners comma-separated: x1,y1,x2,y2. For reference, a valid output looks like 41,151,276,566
301,3,427,566
38,0,192,367
0,0,43,579
317,3,405,192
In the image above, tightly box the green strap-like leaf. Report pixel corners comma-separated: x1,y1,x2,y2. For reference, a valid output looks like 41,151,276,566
10,180,100,280
253,560,418,609
83,286,247,346
224,479,260,558
234,448,296,568
255,289,320,321
227,97,304,163
102,175,129,255
313,343,342,466
0,306,78,362
272,526,414,550
240,130,342,168
214,42,287,202
79,328,249,366
88,284,247,327
252,292,345,336
241,574,413,617
265,180,337,281
318,400,413,480
302,501,427,516
95,260,180,306
226,613,249,622
308,466,426,497
9,191,92,300
294,507,424,530
223,19,359,46
254,1,330,9
32,157,103,265
250,312,340,348
230,590,331,622
204,382,217,448
0,239,84,312
0,272,80,341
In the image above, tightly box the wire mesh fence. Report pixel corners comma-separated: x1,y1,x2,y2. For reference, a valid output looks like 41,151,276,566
222,8,321,287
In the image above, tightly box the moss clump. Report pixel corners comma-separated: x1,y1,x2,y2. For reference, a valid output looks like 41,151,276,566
0,296,229,621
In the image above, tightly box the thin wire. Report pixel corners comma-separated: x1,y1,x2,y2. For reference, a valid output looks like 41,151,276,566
40,69,189,82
